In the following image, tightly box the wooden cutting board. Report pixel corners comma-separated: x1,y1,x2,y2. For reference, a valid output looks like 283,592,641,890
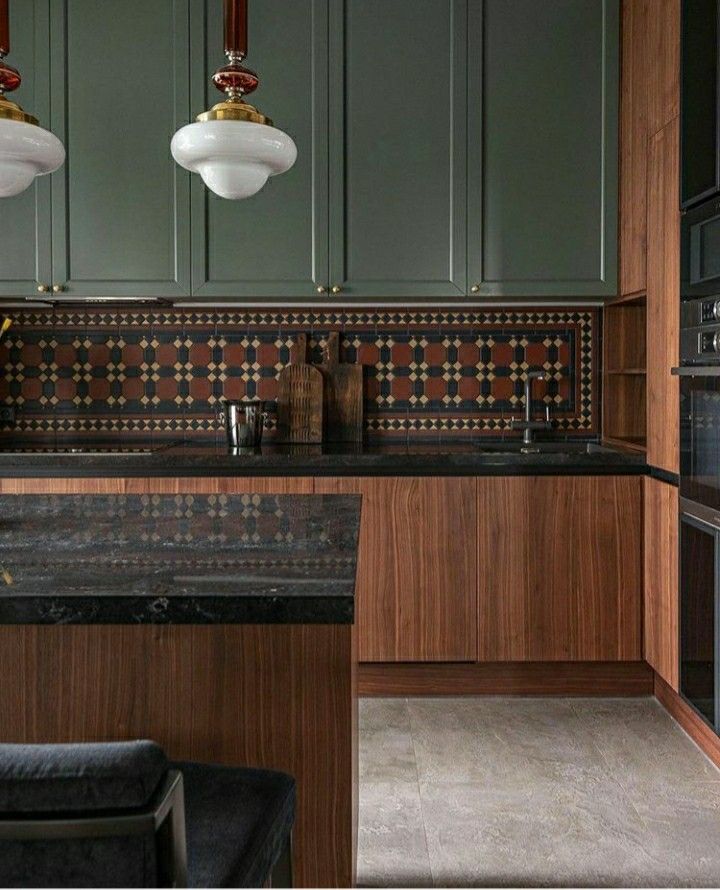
319,332,363,443
276,333,323,443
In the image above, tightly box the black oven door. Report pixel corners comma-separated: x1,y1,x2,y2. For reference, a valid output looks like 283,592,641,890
680,501,719,729
682,197,720,301
678,370,720,509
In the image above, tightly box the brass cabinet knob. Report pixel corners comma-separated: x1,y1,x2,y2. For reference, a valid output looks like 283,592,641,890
37,284,50,293
316,285,327,294
471,284,480,293
331,285,342,294
52,284,64,293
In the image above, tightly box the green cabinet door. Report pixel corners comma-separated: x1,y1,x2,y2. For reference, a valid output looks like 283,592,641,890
328,0,467,300
468,0,619,299
0,0,52,298
48,0,191,297
190,0,328,299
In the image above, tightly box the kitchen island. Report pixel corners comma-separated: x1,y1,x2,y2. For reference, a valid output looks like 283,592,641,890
0,493,361,888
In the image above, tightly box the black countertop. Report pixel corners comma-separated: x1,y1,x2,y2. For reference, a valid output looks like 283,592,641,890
0,493,361,625
0,438,648,477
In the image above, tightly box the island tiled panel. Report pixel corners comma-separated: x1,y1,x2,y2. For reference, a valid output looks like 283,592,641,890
0,306,598,439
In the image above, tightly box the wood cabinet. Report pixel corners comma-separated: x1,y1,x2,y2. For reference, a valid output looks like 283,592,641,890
646,117,680,473
190,0,327,299
468,0,619,298
0,0,619,302
478,476,643,661
47,0,191,297
327,0,467,298
0,0,52,297
647,0,680,136
314,477,478,662
619,0,649,297
644,477,679,690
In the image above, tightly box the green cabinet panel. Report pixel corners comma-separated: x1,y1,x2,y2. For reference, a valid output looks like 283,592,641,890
49,0,191,296
190,0,328,299
0,0,52,297
328,0,467,299
467,0,619,298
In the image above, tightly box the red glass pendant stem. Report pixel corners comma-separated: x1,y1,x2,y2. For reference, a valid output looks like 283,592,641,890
224,0,248,58
0,0,9,57
212,0,257,99
0,0,21,94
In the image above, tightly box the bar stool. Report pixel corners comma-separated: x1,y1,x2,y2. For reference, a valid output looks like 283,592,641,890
0,740,295,888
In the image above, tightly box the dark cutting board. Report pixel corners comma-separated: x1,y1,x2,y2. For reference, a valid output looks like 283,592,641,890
276,333,323,444
319,332,363,443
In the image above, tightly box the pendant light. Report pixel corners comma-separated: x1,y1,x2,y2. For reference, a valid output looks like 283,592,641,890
0,0,64,198
171,0,296,200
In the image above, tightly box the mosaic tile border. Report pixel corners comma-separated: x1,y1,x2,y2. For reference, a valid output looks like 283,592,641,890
0,306,598,439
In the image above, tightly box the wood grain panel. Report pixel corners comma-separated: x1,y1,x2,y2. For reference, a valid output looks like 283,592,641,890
619,0,649,296
644,477,679,689
478,476,643,662
0,477,314,495
359,661,653,697
315,477,477,662
655,673,720,770
0,624,356,889
646,0,680,136
647,117,680,473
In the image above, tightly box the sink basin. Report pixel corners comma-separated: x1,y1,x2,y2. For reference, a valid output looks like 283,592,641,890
474,442,615,456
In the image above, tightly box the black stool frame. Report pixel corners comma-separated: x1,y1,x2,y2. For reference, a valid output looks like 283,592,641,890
0,769,188,888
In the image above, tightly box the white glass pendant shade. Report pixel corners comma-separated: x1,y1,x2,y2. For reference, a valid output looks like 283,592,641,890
0,118,64,197
171,119,297,200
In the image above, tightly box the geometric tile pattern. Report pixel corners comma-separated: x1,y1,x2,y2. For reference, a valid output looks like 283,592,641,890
0,305,598,439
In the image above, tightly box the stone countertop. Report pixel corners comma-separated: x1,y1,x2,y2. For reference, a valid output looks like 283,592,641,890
0,493,361,625
0,438,648,477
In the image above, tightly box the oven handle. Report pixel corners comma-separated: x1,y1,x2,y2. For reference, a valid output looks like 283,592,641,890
672,366,720,376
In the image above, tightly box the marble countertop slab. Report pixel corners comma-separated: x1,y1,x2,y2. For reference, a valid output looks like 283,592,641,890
0,493,361,625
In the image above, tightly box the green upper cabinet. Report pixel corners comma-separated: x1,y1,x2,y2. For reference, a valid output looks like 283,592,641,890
190,0,328,299
328,0,467,299
467,0,619,298
48,0,191,296
0,0,618,303
0,0,52,297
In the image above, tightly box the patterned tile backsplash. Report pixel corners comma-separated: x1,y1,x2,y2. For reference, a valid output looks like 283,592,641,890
0,305,599,440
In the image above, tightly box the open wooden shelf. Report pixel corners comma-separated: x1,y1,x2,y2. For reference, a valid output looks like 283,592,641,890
602,296,647,448
606,290,647,307
602,434,647,454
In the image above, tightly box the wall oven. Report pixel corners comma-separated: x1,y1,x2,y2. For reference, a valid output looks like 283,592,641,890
681,196,720,302
679,500,719,728
676,292,720,726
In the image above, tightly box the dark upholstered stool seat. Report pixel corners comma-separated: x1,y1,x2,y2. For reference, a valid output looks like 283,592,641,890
0,743,296,888
173,761,296,889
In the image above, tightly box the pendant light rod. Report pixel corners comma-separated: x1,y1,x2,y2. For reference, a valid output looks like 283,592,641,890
0,0,9,58
224,0,248,60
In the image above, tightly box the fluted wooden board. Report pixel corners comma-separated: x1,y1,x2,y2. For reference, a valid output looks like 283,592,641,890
643,477,679,690
315,476,477,662
478,476,643,661
276,333,323,444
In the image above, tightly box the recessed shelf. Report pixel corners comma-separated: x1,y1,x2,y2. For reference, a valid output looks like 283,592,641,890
606,291,647,307
602,435,647,453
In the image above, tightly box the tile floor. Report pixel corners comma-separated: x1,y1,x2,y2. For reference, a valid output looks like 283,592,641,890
357,697,720,888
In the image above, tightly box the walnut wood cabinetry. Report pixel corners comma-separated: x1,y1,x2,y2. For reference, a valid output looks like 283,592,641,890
643,476,680,690
606,0,680,458
477,476,643,661
646,117,680,473
314,477,478,662
619,0,649,297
